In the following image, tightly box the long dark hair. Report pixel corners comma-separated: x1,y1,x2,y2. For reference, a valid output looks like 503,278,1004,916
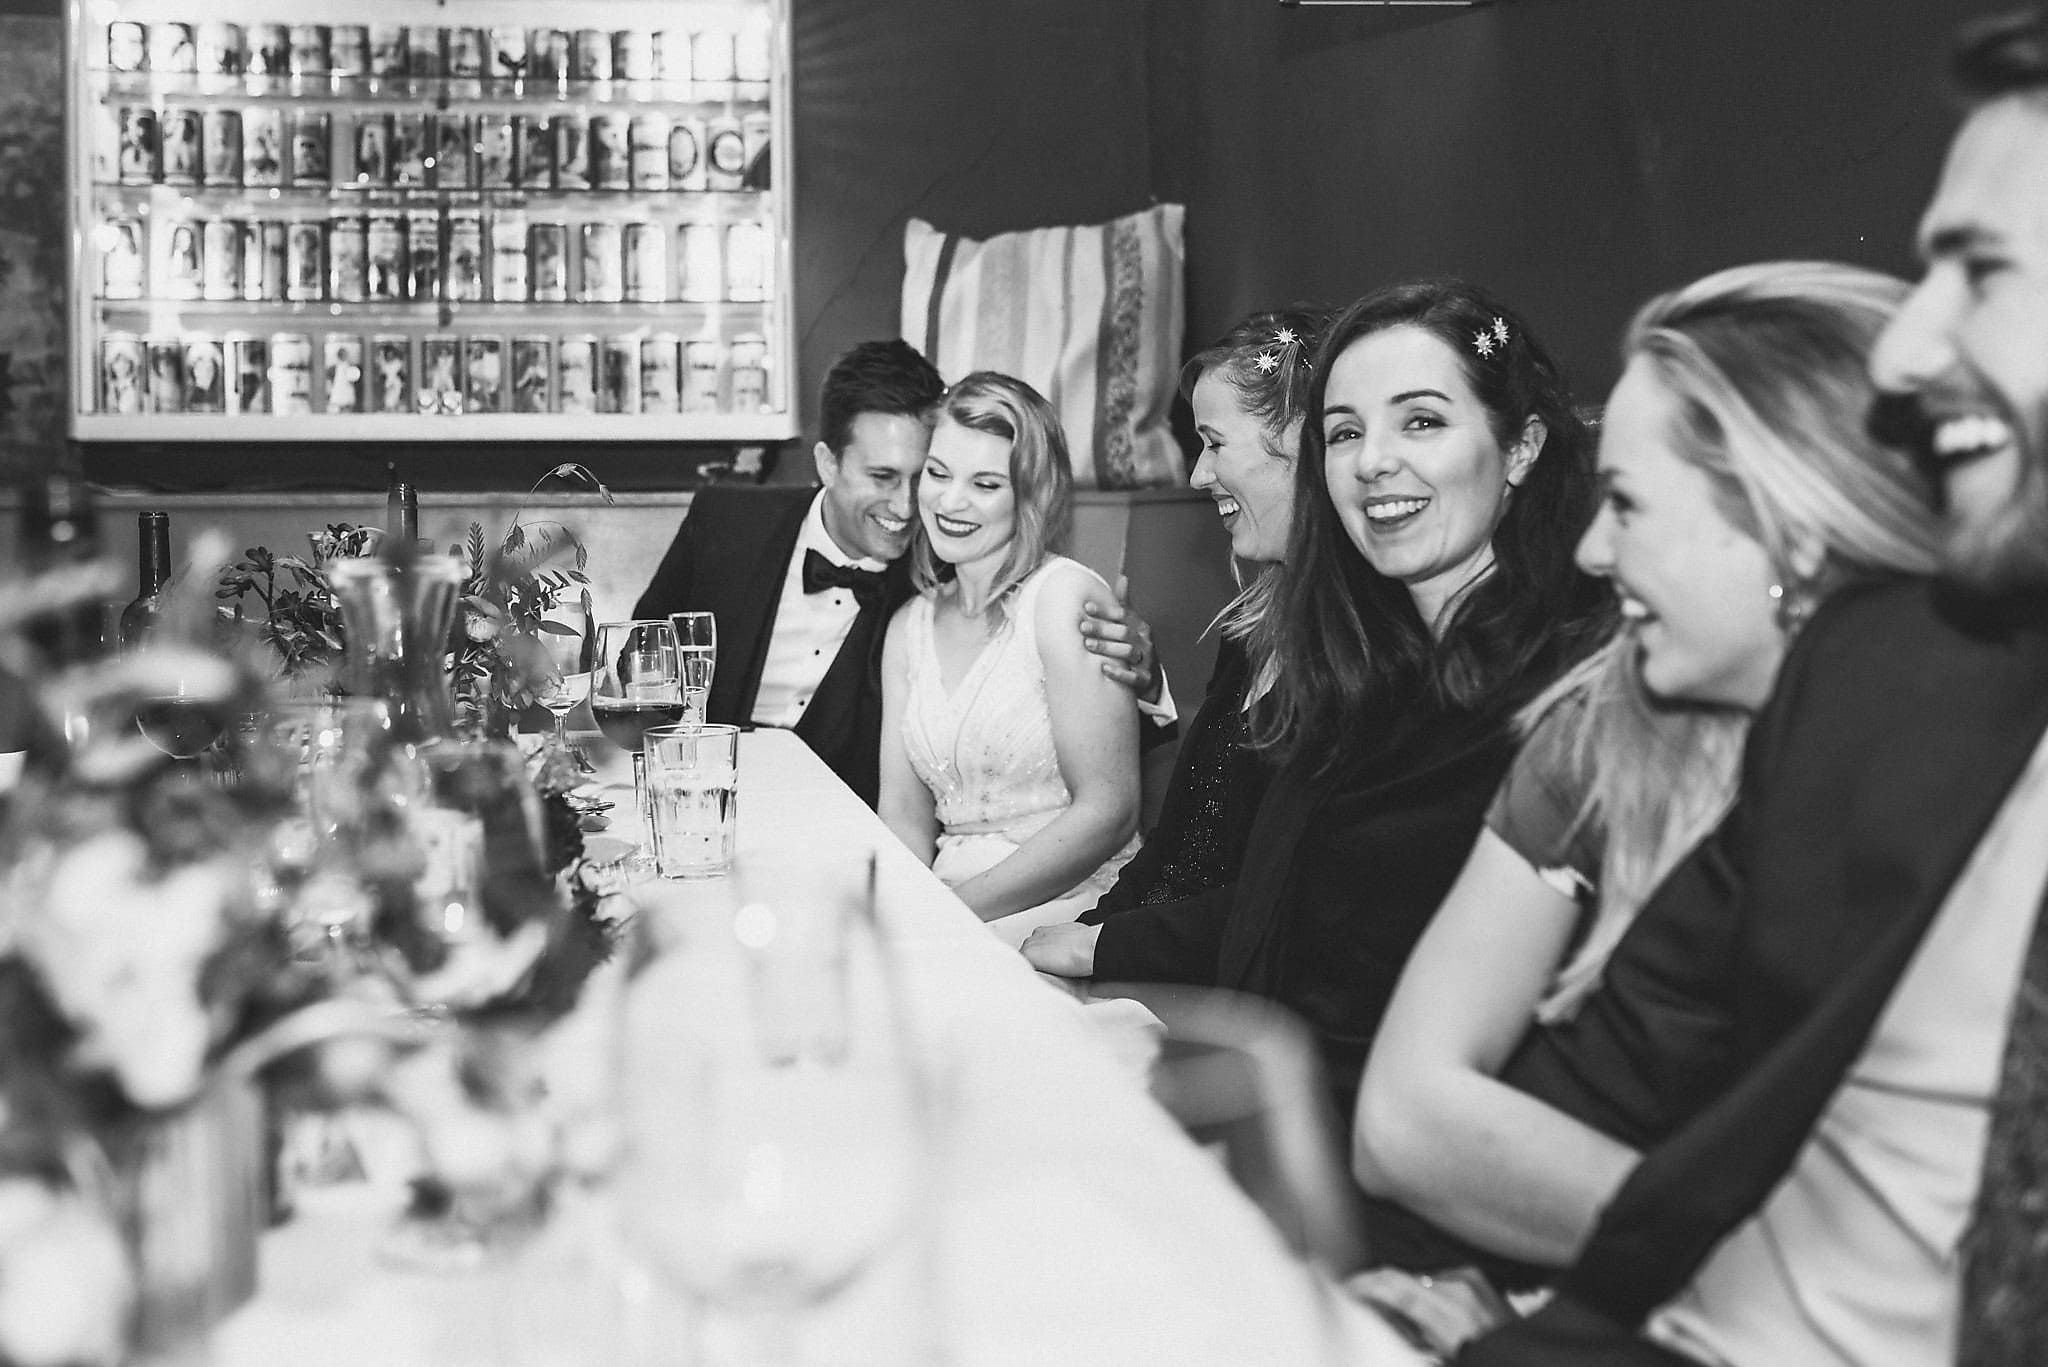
1247,279,1606,766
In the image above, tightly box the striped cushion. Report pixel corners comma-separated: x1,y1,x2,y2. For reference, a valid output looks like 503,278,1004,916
901,205,1187,490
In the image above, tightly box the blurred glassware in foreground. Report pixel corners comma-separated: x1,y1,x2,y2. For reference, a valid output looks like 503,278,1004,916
618,854,928,1366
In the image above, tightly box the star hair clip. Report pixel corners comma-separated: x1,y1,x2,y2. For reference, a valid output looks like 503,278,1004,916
1254,326,1308,376
1473,317,1510,358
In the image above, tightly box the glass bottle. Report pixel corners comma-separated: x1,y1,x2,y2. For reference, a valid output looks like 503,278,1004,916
119,510,172,653
386,466,419,549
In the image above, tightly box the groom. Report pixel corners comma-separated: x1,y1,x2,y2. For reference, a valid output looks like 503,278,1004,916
633,340,1169,807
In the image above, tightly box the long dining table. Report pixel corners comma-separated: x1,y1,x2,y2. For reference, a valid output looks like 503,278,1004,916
214,729,1423,1367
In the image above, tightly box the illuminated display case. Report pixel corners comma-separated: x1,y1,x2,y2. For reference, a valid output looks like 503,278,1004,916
67,0,795,443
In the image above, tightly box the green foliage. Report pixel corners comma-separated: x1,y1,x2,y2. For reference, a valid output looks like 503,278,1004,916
213,523,378,682
451,465,613,738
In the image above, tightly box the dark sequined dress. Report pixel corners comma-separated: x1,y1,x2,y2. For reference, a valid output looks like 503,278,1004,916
1083,639,1271,920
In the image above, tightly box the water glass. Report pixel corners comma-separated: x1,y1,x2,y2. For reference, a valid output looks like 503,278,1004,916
645,723,739,879
668,611,717,727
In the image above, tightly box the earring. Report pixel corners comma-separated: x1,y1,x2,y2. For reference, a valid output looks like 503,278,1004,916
1767,582,1812,634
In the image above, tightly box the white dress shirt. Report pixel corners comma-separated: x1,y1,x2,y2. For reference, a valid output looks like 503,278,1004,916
749,492,888,730
1646,719,2048,1367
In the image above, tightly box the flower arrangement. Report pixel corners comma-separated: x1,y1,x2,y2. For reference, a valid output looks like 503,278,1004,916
0,550,341,1363
0,481,626,1356
213,464,611,737
214,523,377,685
449,463,611,738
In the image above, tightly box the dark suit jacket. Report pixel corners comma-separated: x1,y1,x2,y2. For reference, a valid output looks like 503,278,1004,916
632,486,914,807
1463,578,2048,1364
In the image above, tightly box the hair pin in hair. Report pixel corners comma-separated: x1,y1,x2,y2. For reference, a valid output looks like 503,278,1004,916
1255,326,1309,377
1473,317,1510,358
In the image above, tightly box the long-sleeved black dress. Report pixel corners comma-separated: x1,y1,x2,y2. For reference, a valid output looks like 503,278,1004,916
1090,630,1591,1123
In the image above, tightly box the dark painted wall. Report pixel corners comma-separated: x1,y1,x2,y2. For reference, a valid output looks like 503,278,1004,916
1148,0,2014,406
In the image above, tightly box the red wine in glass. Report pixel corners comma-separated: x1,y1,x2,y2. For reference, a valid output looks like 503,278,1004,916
134,693,229,760
592,698,686,753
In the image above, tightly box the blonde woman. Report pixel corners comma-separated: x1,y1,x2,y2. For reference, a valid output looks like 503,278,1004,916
1349,263,1941,1319
878,372,1141,946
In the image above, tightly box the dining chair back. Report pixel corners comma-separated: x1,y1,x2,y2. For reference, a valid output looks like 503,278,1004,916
1091,981,1364,1275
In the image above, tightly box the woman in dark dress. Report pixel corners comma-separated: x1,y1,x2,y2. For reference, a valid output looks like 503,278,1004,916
1085,304,1335,916
1025,280,1610,1119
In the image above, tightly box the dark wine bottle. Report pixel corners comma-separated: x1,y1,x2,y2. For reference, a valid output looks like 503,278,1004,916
118,511,171,653
387,465,419,549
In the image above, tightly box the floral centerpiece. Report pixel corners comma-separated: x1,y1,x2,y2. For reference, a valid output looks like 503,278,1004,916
215,464,612,736
211,465,624,1265
0,467,627,1358
0,541,352,1363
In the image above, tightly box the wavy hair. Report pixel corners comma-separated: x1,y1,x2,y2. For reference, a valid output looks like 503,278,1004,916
1248,280,1606,766
1529,261,1940,1020
910,371,1074,618
1181,305,1339,680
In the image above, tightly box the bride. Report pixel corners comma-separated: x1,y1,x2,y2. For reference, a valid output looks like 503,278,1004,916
879,371,1142,947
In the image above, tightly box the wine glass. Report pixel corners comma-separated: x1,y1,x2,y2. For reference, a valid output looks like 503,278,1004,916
536,595,596,760
592,621,683,755
617,857,929,1365
593,621,682,858
668,611,717,728
126,642,241,778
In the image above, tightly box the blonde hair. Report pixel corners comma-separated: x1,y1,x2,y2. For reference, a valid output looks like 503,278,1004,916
910,371,1074,618
1534,261,1940,1021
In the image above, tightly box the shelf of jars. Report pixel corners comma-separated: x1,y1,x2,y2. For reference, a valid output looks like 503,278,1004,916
70,2,795,444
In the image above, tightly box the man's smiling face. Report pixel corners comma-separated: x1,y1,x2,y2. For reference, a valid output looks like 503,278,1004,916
1871,95,2048,591
815,410,931,563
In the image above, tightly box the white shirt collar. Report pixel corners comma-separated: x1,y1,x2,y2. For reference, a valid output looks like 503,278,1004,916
798,489,892,574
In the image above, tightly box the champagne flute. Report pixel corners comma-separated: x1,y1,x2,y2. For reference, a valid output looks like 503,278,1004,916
669,611,717,728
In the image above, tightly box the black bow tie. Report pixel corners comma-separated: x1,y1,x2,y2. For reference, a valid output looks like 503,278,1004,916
802,548,887,605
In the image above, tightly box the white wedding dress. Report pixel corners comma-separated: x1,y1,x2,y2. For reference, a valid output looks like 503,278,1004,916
900,556,1140,947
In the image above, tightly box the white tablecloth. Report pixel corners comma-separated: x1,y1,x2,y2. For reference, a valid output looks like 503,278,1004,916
217,731,1421,1367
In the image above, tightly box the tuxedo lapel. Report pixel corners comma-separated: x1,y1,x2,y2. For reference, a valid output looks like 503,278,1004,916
696,489,812,725
794,558,915,807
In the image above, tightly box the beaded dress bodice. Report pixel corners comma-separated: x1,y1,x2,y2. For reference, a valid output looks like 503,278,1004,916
901,556,1136,898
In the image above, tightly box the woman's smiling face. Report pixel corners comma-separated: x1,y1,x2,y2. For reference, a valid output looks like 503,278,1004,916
1576,358,1787,711
1320,325,1539,625
918,415,1018,569
1191,369,1297,564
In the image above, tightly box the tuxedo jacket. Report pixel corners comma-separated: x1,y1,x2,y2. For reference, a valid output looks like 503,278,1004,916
1461,578,2048,1365
632,486,914,807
